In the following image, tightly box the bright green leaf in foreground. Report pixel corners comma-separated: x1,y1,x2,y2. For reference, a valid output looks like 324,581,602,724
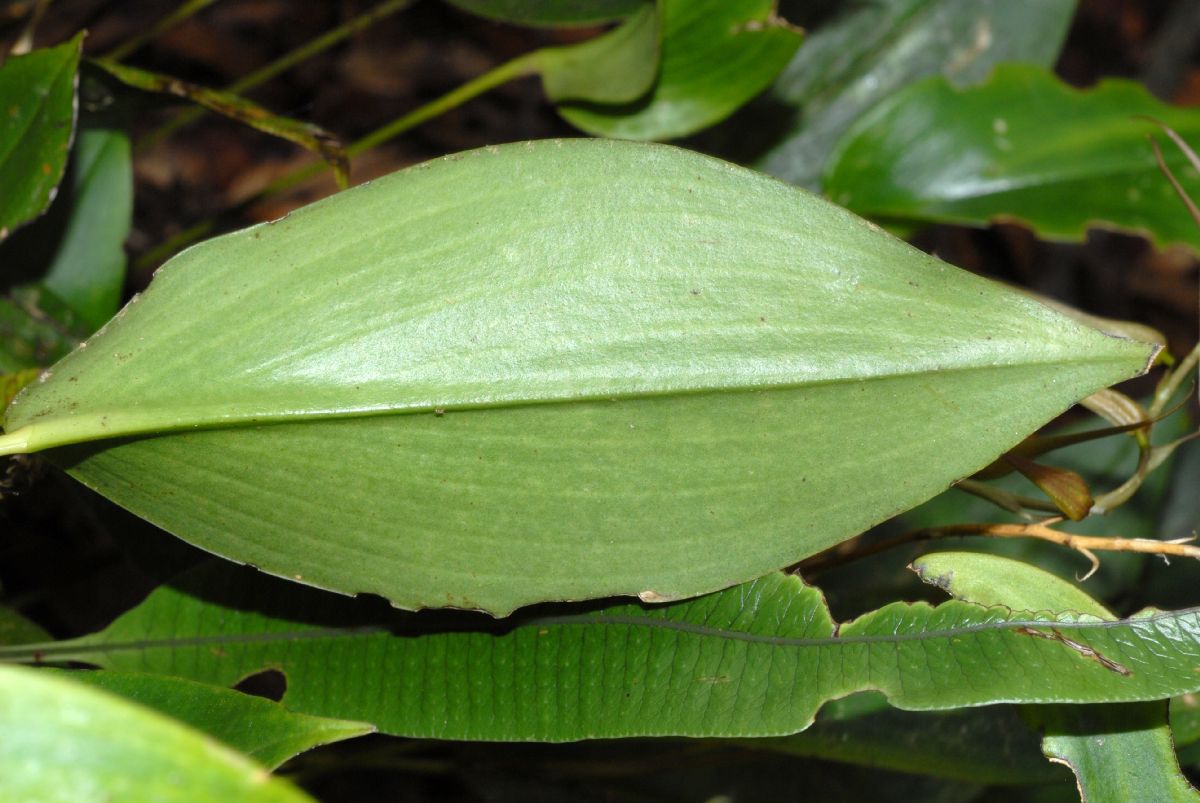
64,670,373,769
0,139,1152,613
446,0,648,26
0,33,83,240
10,563,1200,741
0,665,312,802
559,0,802,140
824,64,1200,253
913,552,1199,802
757,0,1074,189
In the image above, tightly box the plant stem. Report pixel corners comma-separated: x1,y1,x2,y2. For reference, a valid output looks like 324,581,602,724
103,0,220,61
135,51,541,271
137,0,416,151
262,51,541,198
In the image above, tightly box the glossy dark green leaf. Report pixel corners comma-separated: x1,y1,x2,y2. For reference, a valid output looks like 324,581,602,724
559,0,802,139
12,562,1200,741
0,665,313,802
0,34,83,241
62,670,372,769
824,64,1200,253
446,0,647,26
0,140,1153,614
757,0,1074,188
38,125,132,331
914,552,1199,803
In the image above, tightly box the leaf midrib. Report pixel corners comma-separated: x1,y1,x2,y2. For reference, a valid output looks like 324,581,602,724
5,349,1146,454
3,603,1191,664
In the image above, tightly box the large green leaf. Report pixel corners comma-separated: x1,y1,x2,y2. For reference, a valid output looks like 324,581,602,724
446,0,648,26
0,665,312,802
11,563,1200,741
559,0,802,139
63,670,372,769
0,139,1152,614
39,125,133,331
0,34,83,241
914,552,1199,802
757,0,1075,188
824,64,1200,253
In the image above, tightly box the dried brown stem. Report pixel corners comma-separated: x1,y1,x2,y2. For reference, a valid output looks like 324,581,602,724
801,518,1200,579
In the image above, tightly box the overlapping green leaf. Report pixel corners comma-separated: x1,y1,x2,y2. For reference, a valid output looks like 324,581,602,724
63,670,372,768
824,64,1200,253
9,562,1200,741
0,665,312,802
757,0,1075,188
559,0,802,139
913,552,1199,802
0,34,83,240
38,125,132,330
534,2,658,104
446,0,648,26
0,139,1153,613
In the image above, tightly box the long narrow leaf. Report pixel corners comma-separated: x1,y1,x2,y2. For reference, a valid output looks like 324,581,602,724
10,563,1200,741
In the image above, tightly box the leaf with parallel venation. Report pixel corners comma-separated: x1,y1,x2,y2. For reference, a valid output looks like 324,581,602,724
0,139,1153,614
10,562,1200,741
824,64,1200,253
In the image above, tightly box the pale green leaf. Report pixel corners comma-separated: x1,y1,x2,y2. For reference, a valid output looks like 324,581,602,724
0,34,82,240
913,552,1199,803
0,139,1153,614
10,563,1200,741
61,670,372,769
535,3,659,104
0,665,312,802
559,0,802,139
823,64,1200,253
757,0,1074,188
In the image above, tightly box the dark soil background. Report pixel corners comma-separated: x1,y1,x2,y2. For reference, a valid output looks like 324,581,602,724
0,2,1198,801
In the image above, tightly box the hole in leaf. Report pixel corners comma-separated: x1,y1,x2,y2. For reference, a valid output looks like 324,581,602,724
233,668,287,702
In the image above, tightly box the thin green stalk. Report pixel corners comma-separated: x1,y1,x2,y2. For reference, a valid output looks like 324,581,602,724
137,0,416,151
135,51,541,271
1152,339,1200,418
264,51,540,197
104,0,220,61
